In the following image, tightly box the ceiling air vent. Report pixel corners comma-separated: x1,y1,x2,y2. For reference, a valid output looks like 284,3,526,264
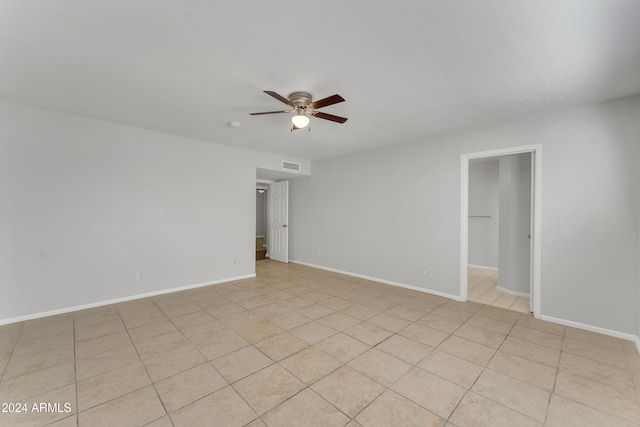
282,160,301,172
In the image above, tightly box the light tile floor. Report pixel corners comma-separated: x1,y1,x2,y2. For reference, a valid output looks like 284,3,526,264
467,267,531,313
0,260,639,426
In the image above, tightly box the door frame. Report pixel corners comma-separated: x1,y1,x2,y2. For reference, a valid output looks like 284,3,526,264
460,144,542,318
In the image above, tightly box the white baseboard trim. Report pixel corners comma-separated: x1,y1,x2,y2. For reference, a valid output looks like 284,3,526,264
0,274,256,326
290,259,464,302
496,285,530,297
540,314,639,347
468,264,498,270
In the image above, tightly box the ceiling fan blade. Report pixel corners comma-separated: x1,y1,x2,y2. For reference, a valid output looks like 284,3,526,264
249,110,291,115
312,111,348,124
309,94,345,109
264,91,295,107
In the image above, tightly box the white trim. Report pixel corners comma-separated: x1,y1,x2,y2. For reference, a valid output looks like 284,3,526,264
496,285,530,297
461,144,542,318
0,274,256,326
541,315,639,345
290,260,464,302
468,264,498,270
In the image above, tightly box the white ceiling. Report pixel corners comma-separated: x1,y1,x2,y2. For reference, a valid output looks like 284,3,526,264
2,1,640,161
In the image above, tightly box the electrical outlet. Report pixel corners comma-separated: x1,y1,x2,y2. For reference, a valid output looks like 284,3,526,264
423,268,429,277
317,250,322,257
135,271,143,280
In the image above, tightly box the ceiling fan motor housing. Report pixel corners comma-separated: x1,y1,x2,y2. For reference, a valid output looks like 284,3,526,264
289,92,313,108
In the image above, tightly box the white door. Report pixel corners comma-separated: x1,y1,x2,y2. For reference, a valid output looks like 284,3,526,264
268,181,289,263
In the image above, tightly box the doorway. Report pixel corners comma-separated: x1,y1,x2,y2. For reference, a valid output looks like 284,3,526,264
461,145,542,318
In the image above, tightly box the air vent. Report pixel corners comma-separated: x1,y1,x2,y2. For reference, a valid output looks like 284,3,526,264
282,161,301,172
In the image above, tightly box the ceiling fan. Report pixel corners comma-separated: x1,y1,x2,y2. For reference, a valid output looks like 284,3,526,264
250,91,348,131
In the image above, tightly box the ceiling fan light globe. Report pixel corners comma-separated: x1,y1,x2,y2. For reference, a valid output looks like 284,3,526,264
291,114,310,128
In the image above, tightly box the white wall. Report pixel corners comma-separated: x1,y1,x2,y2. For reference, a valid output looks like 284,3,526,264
0,101,309,323
290,94,640,336
468,158,499,268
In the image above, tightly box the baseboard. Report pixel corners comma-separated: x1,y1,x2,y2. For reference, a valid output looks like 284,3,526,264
540,314,639,346
468,264,498,270
290,259,464,302
0,274,256,326
496,285,530,297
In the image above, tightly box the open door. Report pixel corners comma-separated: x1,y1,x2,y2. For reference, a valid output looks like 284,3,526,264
268,180,289,263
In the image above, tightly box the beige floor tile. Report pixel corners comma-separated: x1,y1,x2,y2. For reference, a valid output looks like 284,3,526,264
279,347,342,385
431,306,474,322
161,302,203,318
315,333,370,363
46,414,79,427
155,363,227,412
449,392,540,427
559,352,635,394
367,313,411,333
128,320,179,344
76,344,141,381
466,314,514,334
261,388,350,427
11,332,74,358
77,361,150,411
398,323,450,347
233,364,305,414
139,343,208,382
296,303,335,320
347,348,411,387
546,394,637,427
206,302,246,318
316,312,361,331
392,366,466,419
471,369,549,422
564,327,625,350
251,302,290,319
170,310,215,329
355,390,445,427
133,330,191,356
254,332,308,361
320,296,354,311
290,321,338,345
416,313,464,334
74,330,132,359
311,366,385,417
219,311,263,329
554,371,640,423
375,334,433,365
212,346,273,383
75,318,126,342
269,311,311,330
454,324,506,348
476,305,521,323
179,319,226,341
340,304,380,321
499,336,560,368
0,383,76,427
190,329,249,360
237,320,285,344
417,349,483,388
437,335,496,366
487,350,556,391
278,296,314,310
78,385,166,427
509,325,564,350
563,338,627,369
3,344,74,379
385,305,430,322
170,386,257,427
515,315,565,336
0,361,75,403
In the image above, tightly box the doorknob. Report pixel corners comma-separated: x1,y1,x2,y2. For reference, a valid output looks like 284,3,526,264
528,234,531,239
282,224,287,228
